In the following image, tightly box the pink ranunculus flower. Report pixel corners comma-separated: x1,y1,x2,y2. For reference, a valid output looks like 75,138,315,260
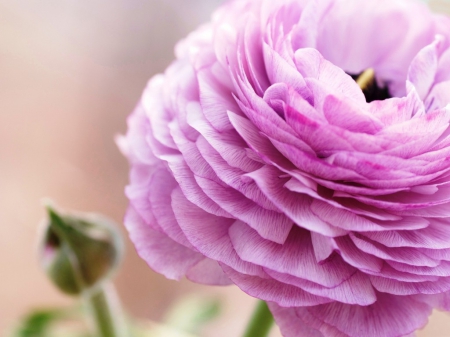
121,0,450,336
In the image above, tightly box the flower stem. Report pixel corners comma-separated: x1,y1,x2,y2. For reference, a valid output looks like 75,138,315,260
242,301,274,337
84,283,128,337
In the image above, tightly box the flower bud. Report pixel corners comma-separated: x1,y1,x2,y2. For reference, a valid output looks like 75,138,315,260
39,204,124,296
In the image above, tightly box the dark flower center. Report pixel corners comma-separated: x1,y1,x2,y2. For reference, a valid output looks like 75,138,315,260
350,69,392,103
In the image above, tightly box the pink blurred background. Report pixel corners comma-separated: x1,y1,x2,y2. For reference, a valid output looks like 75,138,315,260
0,0,449,336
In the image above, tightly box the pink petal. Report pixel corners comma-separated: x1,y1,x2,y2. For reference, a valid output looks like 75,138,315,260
124,206,203,281
305,292,432,337
197,64,240,132
171,187,265,277
143,75,177,150
268,303,326,337
350,233,439,268
186,258,232,286
221,265,333,307
291,0,333,50
363,220,450,249
370,275,450,295
195,136,279,211
165,155,232,218
187,104,260,172
311,232,336,263
334,236,383,273
387,260,450,277
229,222,355,287
195,174,293,244
266,269,376,305
125,104,158,165
245,166,347,237
407,37,442,100
310,200,394,232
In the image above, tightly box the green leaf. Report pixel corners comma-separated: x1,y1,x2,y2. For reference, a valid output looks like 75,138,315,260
14,308,66,337
11,306,92,337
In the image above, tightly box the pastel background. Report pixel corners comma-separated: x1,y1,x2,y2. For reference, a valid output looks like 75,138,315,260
0,0,449,336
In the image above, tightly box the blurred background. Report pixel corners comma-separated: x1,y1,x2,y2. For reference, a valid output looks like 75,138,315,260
1,0,450,336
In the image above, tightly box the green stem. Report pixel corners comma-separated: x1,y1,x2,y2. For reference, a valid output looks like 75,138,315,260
85,284,128,337
242,301,274,337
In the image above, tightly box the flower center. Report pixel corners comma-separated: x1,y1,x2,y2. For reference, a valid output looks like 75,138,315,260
351,69,392,103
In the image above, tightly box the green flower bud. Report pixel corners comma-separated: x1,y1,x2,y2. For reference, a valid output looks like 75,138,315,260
39,204,124,296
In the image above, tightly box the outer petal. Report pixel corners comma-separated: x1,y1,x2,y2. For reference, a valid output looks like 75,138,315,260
124,206,203,281
268,303,326,337
304,293,432,337
222,265,333,307
229,222,356,287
